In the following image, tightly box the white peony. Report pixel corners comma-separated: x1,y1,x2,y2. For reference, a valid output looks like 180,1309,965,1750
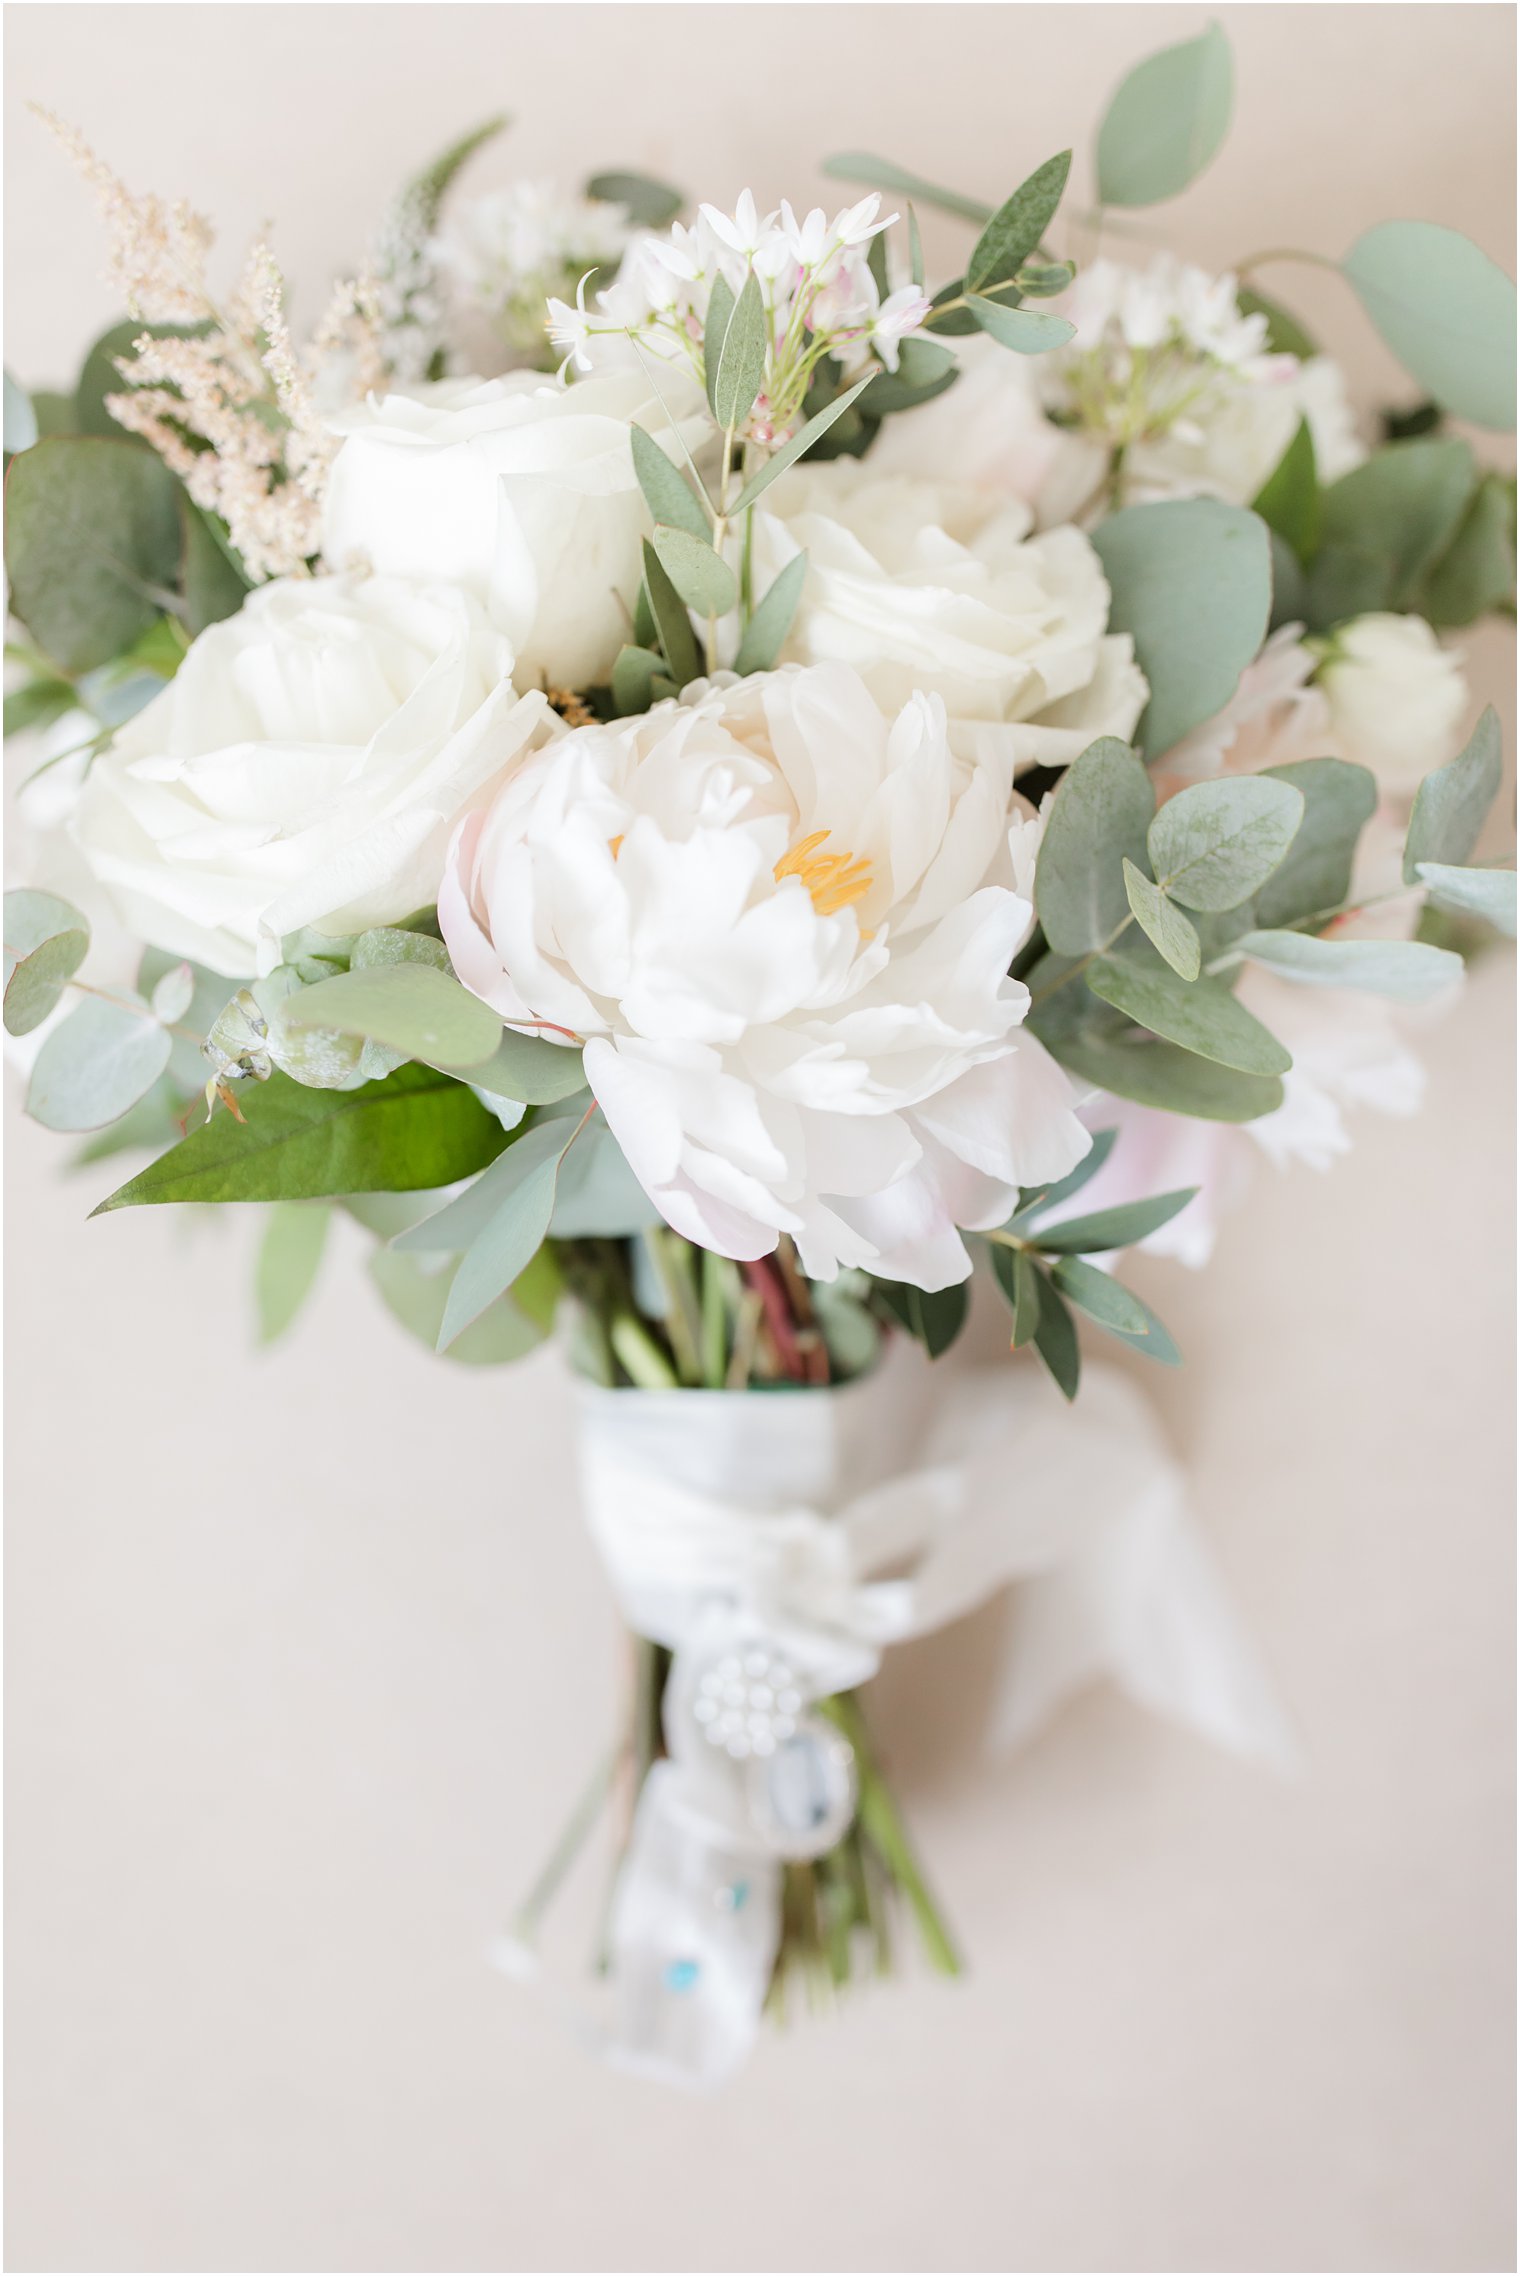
439,662,1091,1289
1316,613,1469,793
70,574,550,979
733,463,1148,766
320,368,706,691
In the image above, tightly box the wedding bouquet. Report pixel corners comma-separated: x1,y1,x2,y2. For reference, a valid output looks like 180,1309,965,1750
6,22,1514,2088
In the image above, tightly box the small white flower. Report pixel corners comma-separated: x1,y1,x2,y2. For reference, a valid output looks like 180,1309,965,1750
439,663,1091,1288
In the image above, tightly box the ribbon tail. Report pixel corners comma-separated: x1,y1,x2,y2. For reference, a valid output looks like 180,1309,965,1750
602,1763,783,2092
989,1470,1298,1773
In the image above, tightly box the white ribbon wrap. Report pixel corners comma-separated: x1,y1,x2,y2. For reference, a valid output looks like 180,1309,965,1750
547,1345,1290,2089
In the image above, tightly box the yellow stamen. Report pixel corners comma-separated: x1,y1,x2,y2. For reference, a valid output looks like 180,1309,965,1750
774,830,874,919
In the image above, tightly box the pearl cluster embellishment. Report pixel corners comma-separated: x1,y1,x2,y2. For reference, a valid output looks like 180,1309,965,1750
692,1647,805,1760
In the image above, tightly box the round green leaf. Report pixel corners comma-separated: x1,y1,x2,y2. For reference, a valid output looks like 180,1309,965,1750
1096,20,1233,209
650,523,738,617
1087,955,1292,1076
1342,222,1516,433
1234,929,1465,1000
4,436,182,673
3,888,89,1036
1033,737,1155,953
1147,777,1305,913
1091,500,1272,758
27,993,173,1132
280,963,504,1070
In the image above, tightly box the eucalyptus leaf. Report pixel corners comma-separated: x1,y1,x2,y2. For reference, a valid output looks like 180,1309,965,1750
27,993,173,1132
465,1027,588,1106
549,1118,663,1235
5,436,182,673
1251,419,1320,568
1413,476,1516,627
1342,221,1516,432
611,644,671,715
871,1278,968,1361
857,337,959,416
255,1202,330,1344
181,502,253,633
630,423,709,540
1015,260,1077,299
1048,1254,1154,1339
1034,1188,1197,1255
966,297,1076,354
641,538,702,688
93,1063,508,1210
1310,438,1477,624
821,153,992,227
1030,1271,1080,1401
1007,1126,1119,1229
1096,20,1233,208
587,171,684,228
280,964,503,1070
650,523,738,616
1414,862,1517,936
1146,776,1304,912
1033,737,1155,953
1237,286,1317,361
1087,956,1292,1075
727,377,875,514
966,152,1071,292
734,551,808,675
1123,859,1201,979
4,371,38,455
1253,757,1378,928
149,961,195,1026
989,1243,1041,1348
350,927,452,973
711,269,768,431
703,272,735,415
1091,500,1272,757
399,115,509,234
1234,928,1464,1000
3,887,89,1036
437,1118,581,1350
1403,706,1503,881
1037,1024,1284,1122
369,1246,549,1366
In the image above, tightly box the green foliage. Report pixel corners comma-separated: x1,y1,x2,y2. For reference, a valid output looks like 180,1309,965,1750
549,1118,663,1236
966,297,1075,354
1251,419,1320,568
821,153,991,227
611,645,674,715
1006,1127,1118,1229
728,376,875,513
1341,221,1516,432
1414,862,1517,936
1233,929,1464,1000
27,992,172,1131
1033,1188,1197,1254
640,537,702,689
989,1243,1042,1348
467,1028,590,1107
1414,475,1516,626
280,963,504,1071
1091,500,1272,756
255,1201,330,1344
1308,437,1479,628
1030,1271,1080,1400
734,552,808,675
402,116,509,234
965,152,1071,292
586,171,684,227
630,423,709,539
650,523,738,616
1096,20,1233,208
1237,287,1317,360
1087,955,1292,1076
1146,777,1304,913
1048,1254,1152,1338
856,338,959,416
181,503,252,633
369,1245,552,1366
5,436,182,672
4,371,37,456
1032,1022,1285,1123
870,1278,969,1360
3,888,89,1035
1252,757,1378,928
1123,858,1201,980
73,318,202,439
711,270,768,430
394,1119,582,1351
1403,706,1503,880
1033,737,1155,953
94,1063,509,1211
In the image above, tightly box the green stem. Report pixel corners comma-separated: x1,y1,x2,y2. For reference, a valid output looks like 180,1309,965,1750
510,1745,620,1945
824,1693,962,1977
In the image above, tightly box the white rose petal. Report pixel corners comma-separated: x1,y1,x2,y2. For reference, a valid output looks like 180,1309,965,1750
70,573,552,978
1317,612,1469,794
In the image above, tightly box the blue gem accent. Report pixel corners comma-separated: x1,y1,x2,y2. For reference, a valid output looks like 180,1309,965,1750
664,1957,701,1993
730,1879,750,1910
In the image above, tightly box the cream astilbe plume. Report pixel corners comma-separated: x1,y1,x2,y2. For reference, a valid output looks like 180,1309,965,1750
34,107,383,581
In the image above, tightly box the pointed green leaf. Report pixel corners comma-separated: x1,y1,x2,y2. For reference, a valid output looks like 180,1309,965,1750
1096,20,1233,208
255,1202,330,1345
1311,438,1477,623
1253,757,1378,928
989,1243,1042,1348
93,1063,508,1210
586,172,684,228
466,1028,588,1106
650,523,738,616
1414,862,1517,936
1034,736,1155,953
1123,859,1201,979
1403,706,1503,881
873,1278,969,1360
734,551,808,675
611,644,670,716
1147,777,1305,913
1035,1188,1198,1255
703,273,735,416
1234,928,1464,1000
1413,475,1516,628
3,887,89,1036
728,376,876,514
1237,287,1317,360
1049,1254,1155,1338
711,269,768,431
1037,1025,1283,1122
1008,1127,1118,1229
1087,956,1292,1075
640,537,702,688
369,1246,549,1366
630,423,709,541
1251,418,1320,567
437,1120,579,1350
821,153,992,226
966,152,1071,292
1030,1271,1080,1400
1342,221,1516,432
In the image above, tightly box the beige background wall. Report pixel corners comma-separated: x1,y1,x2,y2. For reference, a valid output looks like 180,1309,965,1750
4,6,1515,2271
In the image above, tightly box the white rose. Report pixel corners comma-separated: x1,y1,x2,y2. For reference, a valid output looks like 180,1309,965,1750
738,463,1148,767
440,661,1090,1291
71,574,550,978
1316,613,1469,793
321,369,705,691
